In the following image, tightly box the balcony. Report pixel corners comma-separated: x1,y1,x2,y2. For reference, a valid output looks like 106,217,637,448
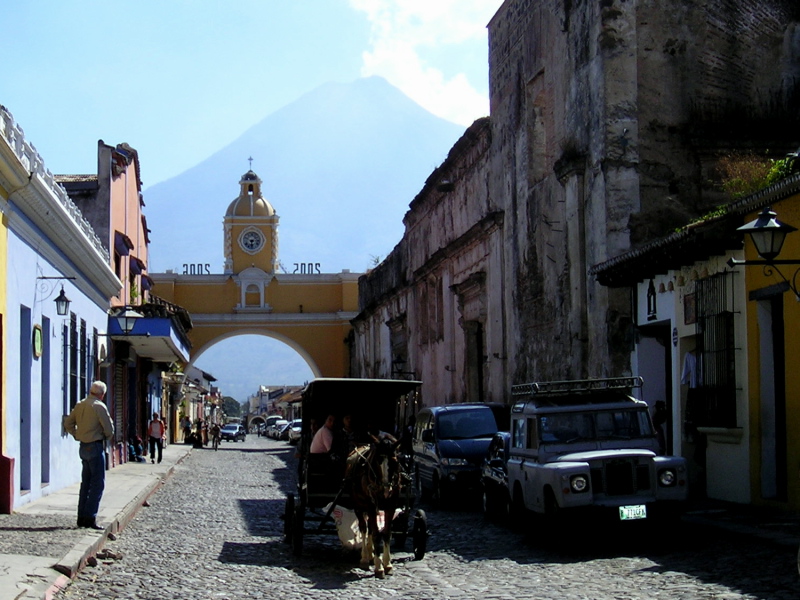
108,298,192,364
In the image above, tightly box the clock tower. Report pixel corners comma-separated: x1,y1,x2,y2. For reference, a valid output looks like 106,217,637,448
223,169,279,275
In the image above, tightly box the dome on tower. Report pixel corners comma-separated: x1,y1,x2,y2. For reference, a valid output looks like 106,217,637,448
225,170,276,217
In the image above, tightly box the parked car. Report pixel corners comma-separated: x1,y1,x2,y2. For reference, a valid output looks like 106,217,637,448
481,431,511,522
412,403,508,504
278,421,294,441
267,419,288,439
220,423,247,442
287,419,302,444
265,415,283,430
507,377,687,530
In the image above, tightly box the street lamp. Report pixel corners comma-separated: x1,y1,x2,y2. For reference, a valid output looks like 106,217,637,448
54,286,71,316
113,307,144,334
728,206,800,299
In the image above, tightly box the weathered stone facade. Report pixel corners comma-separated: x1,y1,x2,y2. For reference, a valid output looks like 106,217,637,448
352,119,501,405
352,0,800,406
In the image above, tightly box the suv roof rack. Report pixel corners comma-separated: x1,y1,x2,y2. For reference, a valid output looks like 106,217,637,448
511,376,643,397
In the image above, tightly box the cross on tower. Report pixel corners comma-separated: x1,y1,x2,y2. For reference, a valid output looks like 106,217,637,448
248,156,253,169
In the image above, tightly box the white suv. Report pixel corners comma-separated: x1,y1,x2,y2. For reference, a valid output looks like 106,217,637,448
507,377,687,526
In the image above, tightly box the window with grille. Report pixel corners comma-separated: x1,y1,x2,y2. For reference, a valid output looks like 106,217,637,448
69,313,78,409
696,271,737,427
62,324,69,416
80,319,87,399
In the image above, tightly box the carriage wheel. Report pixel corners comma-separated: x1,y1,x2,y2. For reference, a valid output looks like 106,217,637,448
412,509,428,560
283,495,295,544
291,505,304,556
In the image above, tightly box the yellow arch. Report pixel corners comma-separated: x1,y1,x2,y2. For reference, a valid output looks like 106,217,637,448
190,329,322,378
151,270,360,378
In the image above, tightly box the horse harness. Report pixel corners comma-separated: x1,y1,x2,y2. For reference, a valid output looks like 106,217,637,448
348,443,404,500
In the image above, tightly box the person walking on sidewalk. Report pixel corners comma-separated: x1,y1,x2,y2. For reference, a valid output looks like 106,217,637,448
181,415,192,441
148,413,165,464
63,380,114,530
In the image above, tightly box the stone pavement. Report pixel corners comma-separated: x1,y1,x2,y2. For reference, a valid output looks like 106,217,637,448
0,442,192,600
0,440,798,600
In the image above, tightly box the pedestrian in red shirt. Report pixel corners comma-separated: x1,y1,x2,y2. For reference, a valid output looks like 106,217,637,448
148,413,165,464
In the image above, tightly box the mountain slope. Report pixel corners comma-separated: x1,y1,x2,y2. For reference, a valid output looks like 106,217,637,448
144,76,466,274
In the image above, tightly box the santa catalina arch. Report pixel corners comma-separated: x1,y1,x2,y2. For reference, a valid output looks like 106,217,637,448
150,170,360,376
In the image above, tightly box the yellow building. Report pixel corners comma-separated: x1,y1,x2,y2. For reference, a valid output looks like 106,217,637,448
738,191,800,510
151,170,361,376
592,173,800,511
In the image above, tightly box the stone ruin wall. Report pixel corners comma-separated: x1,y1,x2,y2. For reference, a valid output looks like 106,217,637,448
353,120,500,406
488,0,800,385
352,0,800,398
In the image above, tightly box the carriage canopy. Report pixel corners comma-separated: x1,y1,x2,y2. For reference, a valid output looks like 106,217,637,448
299,378,422,449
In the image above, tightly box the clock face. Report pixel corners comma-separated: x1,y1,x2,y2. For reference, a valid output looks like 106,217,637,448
240,230,264,252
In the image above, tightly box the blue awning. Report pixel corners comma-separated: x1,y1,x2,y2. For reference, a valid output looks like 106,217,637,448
130,256,146,275
114,231,134,256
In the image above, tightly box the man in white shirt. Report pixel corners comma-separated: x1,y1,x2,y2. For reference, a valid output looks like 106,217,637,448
64,381,114,530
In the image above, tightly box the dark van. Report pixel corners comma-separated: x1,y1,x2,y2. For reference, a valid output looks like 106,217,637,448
412,403,508,503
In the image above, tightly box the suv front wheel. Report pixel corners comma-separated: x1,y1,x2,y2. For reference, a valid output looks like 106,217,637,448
415,467,429,501
431,473,447,506
511,485,533,533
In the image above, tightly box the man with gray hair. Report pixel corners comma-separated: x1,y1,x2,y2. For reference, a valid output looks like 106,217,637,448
64,380,114,530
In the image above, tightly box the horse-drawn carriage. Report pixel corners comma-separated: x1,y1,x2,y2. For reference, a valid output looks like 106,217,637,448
283,378,428,576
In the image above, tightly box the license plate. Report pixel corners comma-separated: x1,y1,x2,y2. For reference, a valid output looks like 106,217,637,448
619,504,647,520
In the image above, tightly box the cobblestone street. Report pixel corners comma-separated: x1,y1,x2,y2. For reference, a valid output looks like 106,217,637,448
54,437,796,600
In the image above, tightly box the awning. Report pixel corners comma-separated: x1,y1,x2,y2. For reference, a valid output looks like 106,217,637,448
114,231,134,256
130,256,146,275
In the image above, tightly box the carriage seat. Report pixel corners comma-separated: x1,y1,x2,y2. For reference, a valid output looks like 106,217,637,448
306,453,347,503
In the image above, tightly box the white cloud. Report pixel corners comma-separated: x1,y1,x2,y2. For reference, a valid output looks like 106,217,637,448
350,0,502,125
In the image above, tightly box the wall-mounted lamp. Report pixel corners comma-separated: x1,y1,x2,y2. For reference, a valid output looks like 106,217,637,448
727,206,800,299
36,276,76,316
54,286,71,316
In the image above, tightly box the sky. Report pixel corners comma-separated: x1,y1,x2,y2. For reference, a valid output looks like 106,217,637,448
2,0,501,186
2,0,504,402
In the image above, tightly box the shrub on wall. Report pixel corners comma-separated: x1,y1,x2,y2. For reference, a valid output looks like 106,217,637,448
717,152,796,199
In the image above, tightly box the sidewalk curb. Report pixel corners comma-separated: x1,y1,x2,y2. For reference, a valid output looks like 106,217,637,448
40,574,70,600
39,451,189,598
682,513,800,549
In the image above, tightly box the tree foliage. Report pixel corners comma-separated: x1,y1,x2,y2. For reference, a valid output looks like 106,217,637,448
221,396,241,417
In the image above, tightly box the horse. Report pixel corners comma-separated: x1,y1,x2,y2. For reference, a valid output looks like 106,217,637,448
346,433,404,578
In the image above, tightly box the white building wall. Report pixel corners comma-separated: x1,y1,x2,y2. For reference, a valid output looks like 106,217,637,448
6,232,109,508
1,106,120,510
632,255,750,503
